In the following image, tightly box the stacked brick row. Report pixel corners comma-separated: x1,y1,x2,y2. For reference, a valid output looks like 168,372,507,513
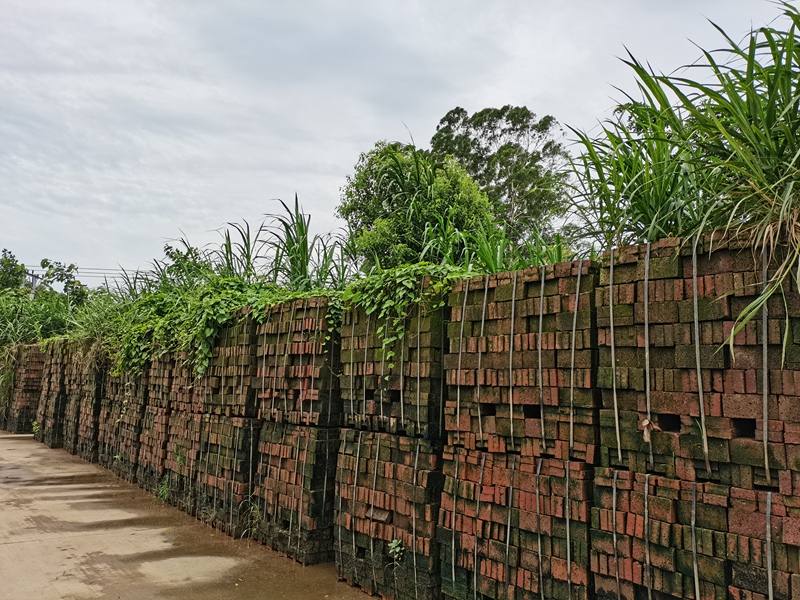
336,430,443,600
35,339,69,448
340,299,444,438
5,344,44,433
254,421,339,564
61,346,85,455
251,297,342,564
255,298,340,426
195,414,261,536
105,372,148,481
161,410,204,513
336,285,446,600
440,263,599,600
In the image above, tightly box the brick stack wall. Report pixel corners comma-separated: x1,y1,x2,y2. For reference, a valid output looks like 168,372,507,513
35,339,68,448
337,291,446,600
253,297,341,564
5,344,44,434
439,263,599,600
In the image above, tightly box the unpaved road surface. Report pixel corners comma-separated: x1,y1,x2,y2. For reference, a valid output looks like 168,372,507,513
0,432,366,600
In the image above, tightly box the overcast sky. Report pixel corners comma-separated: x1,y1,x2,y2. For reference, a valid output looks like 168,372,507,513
0,0,784,282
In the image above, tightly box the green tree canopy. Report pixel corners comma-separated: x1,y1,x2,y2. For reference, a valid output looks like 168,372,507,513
430,105,569,240
0,249,27,291
337,141,494,269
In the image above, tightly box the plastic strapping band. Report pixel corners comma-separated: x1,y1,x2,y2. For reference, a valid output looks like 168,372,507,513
370,433,381,591
296,299,309,418
612,470,621,600
336,434,345,574
400,318,406,426
416,277,424,436
230,425,240,534
609,247,622,461
380,318,387,421
457,278,470,446
451,450,460,585
643,242,653,469
477,276,490,443
349,310,356,417
535,458,545,600
308,302,321,423
691,482,701,600
509,271,518,452
565,459,572,600
412,440,420,600
692,237,712,475
569,259,584,453
272,307,285,412
297,430,310,554
363,312,371,423
763,251,771,486
538,265,547,453
282,302,297,412
505,454,516,593
767,491,774,600
644,473,652,600
474,452,486,600
260,309,270,414
352,431,363,582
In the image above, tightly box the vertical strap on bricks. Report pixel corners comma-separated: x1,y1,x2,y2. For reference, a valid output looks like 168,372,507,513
336,434,345,574
457,279,471,446
505,454,517,595
272,307,286,412
643,241,654,469
230,424,241,534
565,459,572,600
296,299,309,419
363,312,371,424
369,433,381,592
535,458,545,600
400,317,407,426
297,430,310,555
380,318,387,421
416,277,423,436
691,482,701,600
644,474,653,600
261,308,271,411
538,265,547,453
288,431,301,542
282,302,297,413
612,469,621,600
509,271,518,452
474,452,486,600
477,276,490,442
569,259,584,454
451,449,460,586
762,251,772,486
308,302,321,423
609,247,622,461
349,308,356,417
692,237,712,476
412,440,420,600
352,431,363,583
767,491,774,600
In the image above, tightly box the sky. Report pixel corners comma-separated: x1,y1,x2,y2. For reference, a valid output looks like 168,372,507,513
0,0,785,283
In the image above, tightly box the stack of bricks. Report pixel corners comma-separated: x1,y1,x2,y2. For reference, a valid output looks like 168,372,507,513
170,351,202,413
134,352,175,491
6,344,45,434
195,414,261,536
439,263,599,600
254,421,339,564
336,285,447,600
250,297,342,562
336,429,443,600
161,410,204,513
35,339,68,448
75,359,105,463
591,236,800,598
104,372,148,481
255,297,340,426
340,296,444,439
61,346,84,455
201,310,257,417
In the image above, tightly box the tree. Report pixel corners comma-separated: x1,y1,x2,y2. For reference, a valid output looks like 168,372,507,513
0,249,27,291
430,105,569,240
337,141,494,269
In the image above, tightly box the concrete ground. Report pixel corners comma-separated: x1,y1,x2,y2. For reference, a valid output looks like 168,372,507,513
0,432,366,600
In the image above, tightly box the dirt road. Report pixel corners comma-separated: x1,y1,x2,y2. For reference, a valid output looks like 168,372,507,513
0,432,365,600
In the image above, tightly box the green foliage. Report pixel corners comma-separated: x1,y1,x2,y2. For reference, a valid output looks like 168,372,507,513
431,105,570,240
337,142,494,269
0,249,27,291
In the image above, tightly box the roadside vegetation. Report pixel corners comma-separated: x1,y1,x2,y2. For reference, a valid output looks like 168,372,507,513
2,3,799,376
